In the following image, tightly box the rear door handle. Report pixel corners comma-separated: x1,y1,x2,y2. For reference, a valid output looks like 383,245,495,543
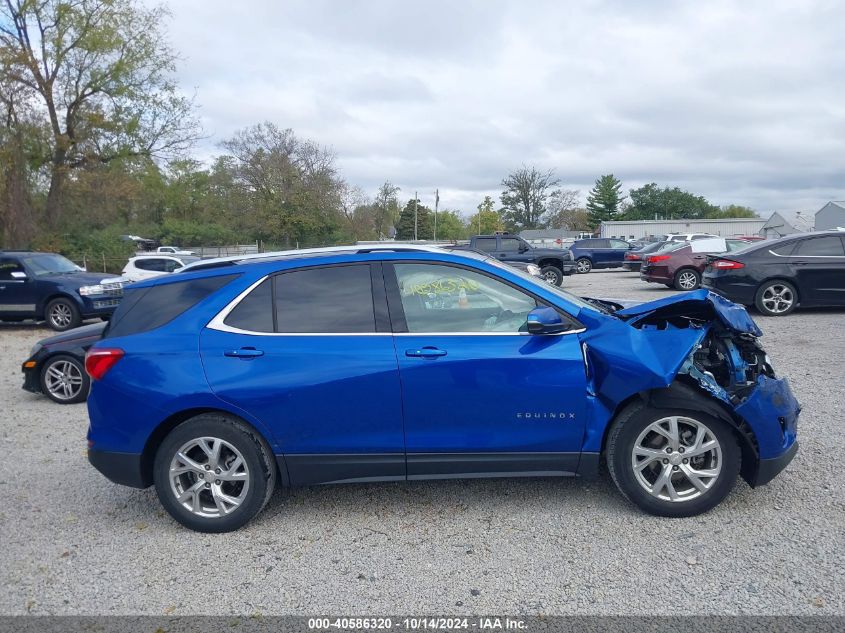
224,347,264,359
405,347,447,358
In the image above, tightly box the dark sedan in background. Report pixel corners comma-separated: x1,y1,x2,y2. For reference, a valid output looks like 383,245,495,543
622,241,669,272
22,322,105,403
641,239,752,291
703,230,845,316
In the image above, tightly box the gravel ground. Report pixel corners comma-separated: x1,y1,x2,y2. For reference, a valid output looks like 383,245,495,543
0,269,843,616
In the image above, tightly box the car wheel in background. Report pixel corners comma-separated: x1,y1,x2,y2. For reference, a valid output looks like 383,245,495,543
674,269,701,291
606,402,740,517
754,280,797,316
153,414,276,533
40,354,90,404
540,266,563,286
575,258,592,274
45,298,81,331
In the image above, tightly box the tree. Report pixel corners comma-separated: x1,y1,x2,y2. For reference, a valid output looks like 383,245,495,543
500,166,560,230
219,123,344,246
0,0,200,228
395,197,433,240
466,195,503,234
622,183,718,221
373,181,400,239
544,189,582,229
586,174,624,227
337,182,375,241
433,209,466,241
706,204,758,219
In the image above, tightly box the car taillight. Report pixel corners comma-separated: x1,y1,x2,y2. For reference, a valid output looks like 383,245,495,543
85,348,124,380
711,259,745,270
647,255,671,263
624,253,639,260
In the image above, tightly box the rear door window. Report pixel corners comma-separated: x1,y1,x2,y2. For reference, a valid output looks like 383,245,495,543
224,279,274,333
474,238,497,253
794,236,845,257
274,265,375,333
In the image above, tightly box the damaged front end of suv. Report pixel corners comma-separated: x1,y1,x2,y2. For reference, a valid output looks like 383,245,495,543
578,289,799,497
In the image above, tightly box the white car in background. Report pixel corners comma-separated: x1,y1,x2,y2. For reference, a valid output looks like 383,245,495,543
156,245,196,256
121,255,200,282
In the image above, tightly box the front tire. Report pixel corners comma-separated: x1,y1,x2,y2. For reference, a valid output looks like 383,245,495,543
606,403,740,517
540,265,563,286
153,414,276,533
44,298,81,331
575,258,592,274
674,268,701,291
40,354,89,404
754,280,797,316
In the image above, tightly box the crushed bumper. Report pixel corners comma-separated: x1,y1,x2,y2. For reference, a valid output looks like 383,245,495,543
21,362,40,394
750,440,798,487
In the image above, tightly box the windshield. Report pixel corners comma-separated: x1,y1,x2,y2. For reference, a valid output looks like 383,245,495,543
21,254,80,276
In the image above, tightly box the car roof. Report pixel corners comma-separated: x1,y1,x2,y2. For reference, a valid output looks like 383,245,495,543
178,243,450,272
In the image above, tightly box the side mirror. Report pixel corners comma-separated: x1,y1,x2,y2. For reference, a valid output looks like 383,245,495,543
10,271,28,280
526,306,571,335
518,243,529,253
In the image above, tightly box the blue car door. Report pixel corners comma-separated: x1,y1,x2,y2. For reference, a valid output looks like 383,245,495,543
0,256,37,317
200,262,406,485
386,261,587,478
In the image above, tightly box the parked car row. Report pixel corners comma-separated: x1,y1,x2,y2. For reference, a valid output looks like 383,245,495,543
628,231,845,317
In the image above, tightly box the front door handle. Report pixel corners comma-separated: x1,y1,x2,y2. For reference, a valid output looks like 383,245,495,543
224,347,264,359
405,347,447,359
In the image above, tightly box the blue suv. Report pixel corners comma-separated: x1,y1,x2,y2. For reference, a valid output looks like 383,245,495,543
568,238,634,273
0,251,123,331
86,246,799,532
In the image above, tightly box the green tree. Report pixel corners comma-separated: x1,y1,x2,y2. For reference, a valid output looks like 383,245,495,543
622,183,718,221
373,181,401,239
0,0,200,228
706,204,758,219
500,166,560,230
433,209,466,240
467,196,503,234
395,197,433,240
586,174,624,227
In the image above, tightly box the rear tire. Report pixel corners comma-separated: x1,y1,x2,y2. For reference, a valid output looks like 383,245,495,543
673,268,701,291
754,280,797,316
575,258,592,274
153,414,276,533
540,266,563,286
606,402,740,517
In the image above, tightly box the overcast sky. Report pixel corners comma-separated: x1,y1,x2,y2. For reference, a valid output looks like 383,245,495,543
160,0,844,217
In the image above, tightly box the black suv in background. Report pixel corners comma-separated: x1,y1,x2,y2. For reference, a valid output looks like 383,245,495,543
463,234,576,285
0,251,123,330
703,231,845,316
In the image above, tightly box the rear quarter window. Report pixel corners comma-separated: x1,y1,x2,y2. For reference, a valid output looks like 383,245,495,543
106,274,238,338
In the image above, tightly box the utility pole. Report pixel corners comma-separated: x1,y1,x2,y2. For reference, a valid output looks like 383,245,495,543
433,189,439,242
413,192,418,241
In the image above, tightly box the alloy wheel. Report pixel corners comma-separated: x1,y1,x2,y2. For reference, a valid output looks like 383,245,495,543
677,271,698,290
43,360,84,401
169,436,251,518
49,303,73,328
631,416,722,502
761,284,794,314
576,259,591,273
542,270,558,284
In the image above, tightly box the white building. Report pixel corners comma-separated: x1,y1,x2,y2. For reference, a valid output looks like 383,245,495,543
600,218,767,240
815,201,845,231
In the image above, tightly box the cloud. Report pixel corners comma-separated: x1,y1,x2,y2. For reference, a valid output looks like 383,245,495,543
160,0,845,215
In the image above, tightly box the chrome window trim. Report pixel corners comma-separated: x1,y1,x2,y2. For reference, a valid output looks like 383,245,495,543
207,274,587,338
769,249,845,258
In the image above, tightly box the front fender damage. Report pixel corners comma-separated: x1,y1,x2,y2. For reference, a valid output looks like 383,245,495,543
578,290,799,485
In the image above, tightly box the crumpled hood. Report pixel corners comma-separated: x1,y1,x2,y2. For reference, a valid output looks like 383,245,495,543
615,289,763,336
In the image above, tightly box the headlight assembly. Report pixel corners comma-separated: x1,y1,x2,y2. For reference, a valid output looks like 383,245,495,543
78,284,104,296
